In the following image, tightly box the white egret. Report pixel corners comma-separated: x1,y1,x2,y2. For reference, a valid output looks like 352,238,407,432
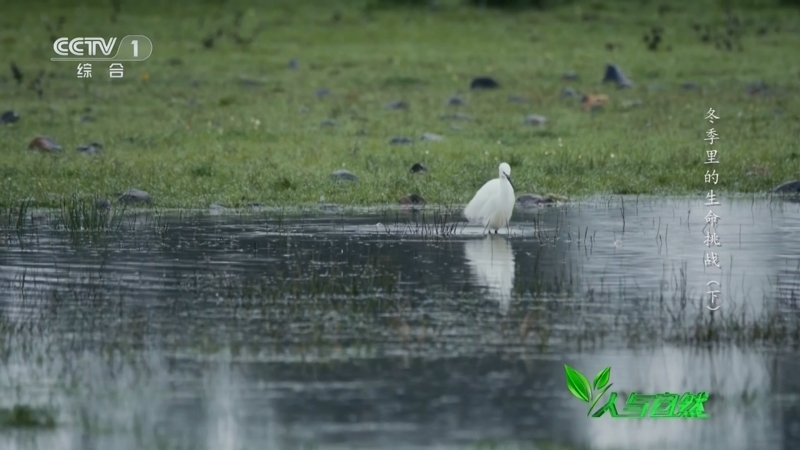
464,162,515,234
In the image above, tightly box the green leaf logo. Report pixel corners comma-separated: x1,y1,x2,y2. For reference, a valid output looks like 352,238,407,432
593,367,610,390
564,364,592,403
565,365,614,417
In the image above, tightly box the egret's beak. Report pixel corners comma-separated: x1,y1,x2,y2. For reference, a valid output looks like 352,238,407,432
504,172,514,189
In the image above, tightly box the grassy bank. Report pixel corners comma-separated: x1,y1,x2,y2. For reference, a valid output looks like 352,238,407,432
1,0,799,208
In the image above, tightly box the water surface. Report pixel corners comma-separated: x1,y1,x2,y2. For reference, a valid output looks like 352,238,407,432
1,195,799,450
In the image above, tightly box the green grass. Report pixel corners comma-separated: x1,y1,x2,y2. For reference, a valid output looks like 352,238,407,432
1,0,799,208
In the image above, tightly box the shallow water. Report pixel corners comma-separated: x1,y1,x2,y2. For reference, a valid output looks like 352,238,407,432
1,195,799,450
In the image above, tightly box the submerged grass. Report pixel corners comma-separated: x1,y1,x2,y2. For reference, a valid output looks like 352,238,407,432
57,194,128,234
1,0,799,208
0,198,31,233
3,215,800,351
0,405,56,429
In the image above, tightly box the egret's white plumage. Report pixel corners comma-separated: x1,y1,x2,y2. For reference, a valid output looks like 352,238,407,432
464,162,516,234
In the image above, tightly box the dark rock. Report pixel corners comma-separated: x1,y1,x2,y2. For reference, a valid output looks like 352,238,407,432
410,162,428,174
27,136,62,153
96,198,111,209
389,136,413,145
399,194,426,205
470,76,499,90
681,82,699,90
331,169,358,182
320,119,337,127
314,88,331,98
77,142,103,154
117,188,152,204
773,180,800,194
1,110,20,124
288,59,299,70
561,87,577,98
516,194,555,208
385,100,409,110
79,115,93,123
602,63,634,88
446,96,465,107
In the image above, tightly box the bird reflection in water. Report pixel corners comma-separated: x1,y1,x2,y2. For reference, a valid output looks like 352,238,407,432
463,235,515,314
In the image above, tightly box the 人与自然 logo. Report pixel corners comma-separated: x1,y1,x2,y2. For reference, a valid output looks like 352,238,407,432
564,364,710,419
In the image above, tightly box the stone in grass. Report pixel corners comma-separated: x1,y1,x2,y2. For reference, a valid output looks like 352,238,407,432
288,59,299,70
446,96,465,107
524,114,547,126
331,169,358,182
508,94,527,103
385,100,409,110
773,180,800,194
1,110,20,124
209,203,229,214
314,87,331,98
561,87,577,98
410,162,428,174
420,132,443,142
470,76,499,90
516,193,566,208
28,136,62,153
389,136,413,145
96,198,111,209
77,142,103,154
602,63,634,88
117,188,152,204
320,119,337,127
399,194,426,206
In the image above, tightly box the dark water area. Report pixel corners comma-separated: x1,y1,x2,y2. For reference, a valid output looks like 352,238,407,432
1,195,800,450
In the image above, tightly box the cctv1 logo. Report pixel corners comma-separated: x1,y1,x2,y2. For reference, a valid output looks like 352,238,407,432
52,35,153,61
